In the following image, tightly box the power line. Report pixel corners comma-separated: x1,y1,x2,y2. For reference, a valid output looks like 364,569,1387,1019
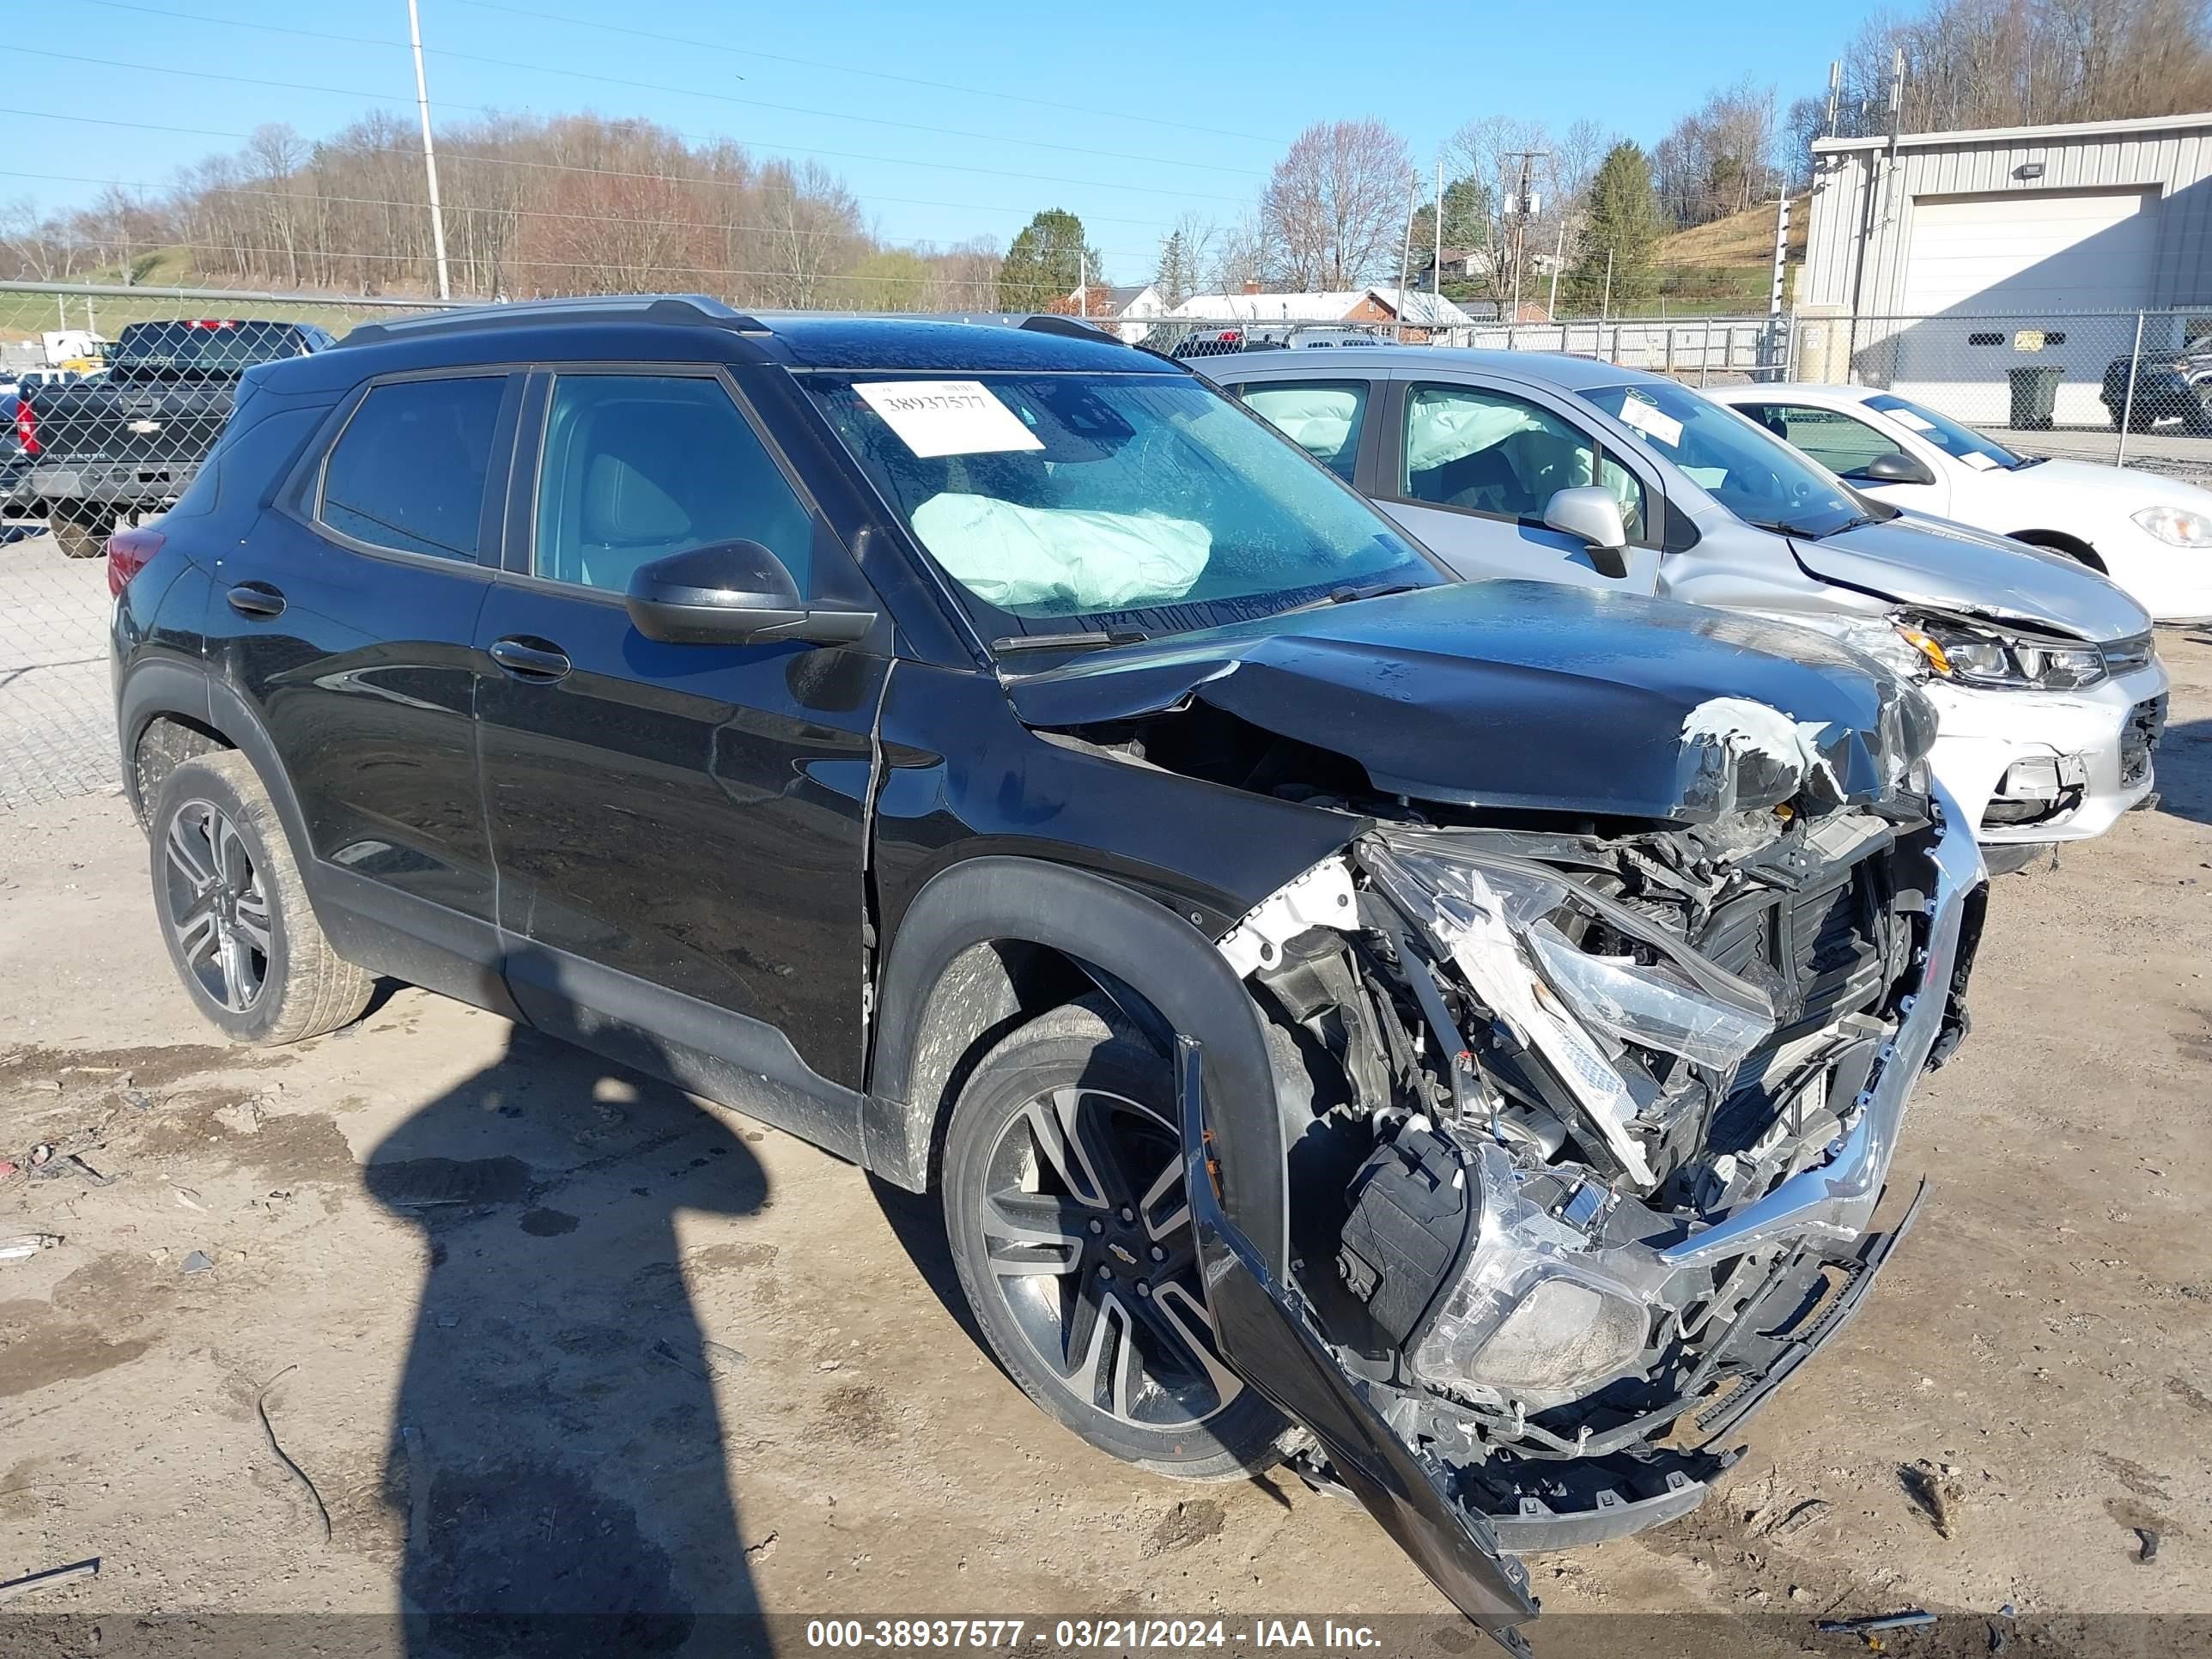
47,4,1269,178
23,234,1031,289
3,119,1190,231
2,171,1164,262
445,0,1290,148
10,51,1250,204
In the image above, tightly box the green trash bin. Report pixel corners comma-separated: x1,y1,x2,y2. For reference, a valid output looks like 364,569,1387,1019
2008,365,2063,430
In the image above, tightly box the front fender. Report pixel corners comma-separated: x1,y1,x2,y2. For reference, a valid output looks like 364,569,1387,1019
865,855,1292,1279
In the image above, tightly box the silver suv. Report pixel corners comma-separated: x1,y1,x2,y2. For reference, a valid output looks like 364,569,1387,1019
1201,347,2168,862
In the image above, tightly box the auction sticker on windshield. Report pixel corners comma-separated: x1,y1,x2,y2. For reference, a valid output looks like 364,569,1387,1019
854,380,1044,459
1616,392,1684,449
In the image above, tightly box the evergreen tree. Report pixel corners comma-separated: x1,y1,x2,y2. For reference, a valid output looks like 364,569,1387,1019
1567,142,1663,310
999,209,1103,311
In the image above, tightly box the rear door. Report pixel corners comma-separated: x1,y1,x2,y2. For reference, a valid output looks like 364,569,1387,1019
215,368,520,929
1376,375,1662,592
472,364,887,1136
1228,375,1377,487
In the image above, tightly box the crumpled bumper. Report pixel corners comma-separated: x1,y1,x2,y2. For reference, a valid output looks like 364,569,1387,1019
1924,662,2168,845
1179,786,1987,1653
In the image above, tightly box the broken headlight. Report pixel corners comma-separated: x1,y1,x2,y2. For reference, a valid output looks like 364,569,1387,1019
1411,1139,1668,1408
1894,617,2107,691
1363,832,1776,1191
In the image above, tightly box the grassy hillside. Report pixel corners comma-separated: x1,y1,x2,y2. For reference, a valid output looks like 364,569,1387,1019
1650,197,1809,311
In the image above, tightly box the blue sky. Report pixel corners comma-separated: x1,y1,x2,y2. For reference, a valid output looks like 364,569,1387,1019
14,0,1887,284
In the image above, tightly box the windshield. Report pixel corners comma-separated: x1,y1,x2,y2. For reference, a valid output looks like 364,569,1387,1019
808,370,1432,641
1863,393,2024,471
112,321,318,375
1580,379,1866,538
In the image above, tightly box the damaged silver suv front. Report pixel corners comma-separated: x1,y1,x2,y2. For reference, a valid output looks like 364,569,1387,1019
1188,729,1985,1652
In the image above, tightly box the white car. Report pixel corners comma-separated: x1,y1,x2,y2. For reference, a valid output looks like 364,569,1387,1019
1710,382,2212,622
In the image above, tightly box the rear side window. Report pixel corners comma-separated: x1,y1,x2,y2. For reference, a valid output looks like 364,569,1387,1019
320,376,506,561
1240,380,1370,483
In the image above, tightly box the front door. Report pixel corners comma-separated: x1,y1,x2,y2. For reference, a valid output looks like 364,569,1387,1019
1734,399,1952,516
1376,379,1662,592
473,367,888,1126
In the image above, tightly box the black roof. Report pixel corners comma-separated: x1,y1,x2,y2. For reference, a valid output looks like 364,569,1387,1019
325,295,1176,379
757,314,1179,374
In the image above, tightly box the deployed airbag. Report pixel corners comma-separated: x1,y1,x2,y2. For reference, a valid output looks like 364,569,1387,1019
1405,397,1542,475
908,492,1212,612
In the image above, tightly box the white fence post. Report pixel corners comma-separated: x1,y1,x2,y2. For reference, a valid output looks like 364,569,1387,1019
2116,309,2146,467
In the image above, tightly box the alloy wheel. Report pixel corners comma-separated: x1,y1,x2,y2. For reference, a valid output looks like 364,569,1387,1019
978,1085,1242,1430
161,799,271,1014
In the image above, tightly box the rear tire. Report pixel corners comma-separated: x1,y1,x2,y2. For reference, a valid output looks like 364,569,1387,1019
149,752,373,1044
48,503,114,559
941,1000,1285,1480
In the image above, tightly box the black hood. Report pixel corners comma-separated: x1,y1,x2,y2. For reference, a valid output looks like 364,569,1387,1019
1006,582,1936,824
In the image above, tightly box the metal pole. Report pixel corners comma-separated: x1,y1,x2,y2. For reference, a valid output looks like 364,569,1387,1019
1547,211,1565,323
2117,308,2146,466
1700,317,1712,386
407,0,453,301
1600,248,1613,363
1079,251,1087,319
1432,158,1443,301
1396,170,1418,343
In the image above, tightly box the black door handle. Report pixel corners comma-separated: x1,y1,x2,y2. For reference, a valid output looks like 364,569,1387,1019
488,636,572,683
226,581,286,618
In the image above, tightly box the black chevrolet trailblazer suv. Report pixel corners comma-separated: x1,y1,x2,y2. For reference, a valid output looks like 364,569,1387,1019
112,295,1985,1650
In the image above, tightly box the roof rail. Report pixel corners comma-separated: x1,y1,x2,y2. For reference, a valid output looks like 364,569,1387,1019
341,293,768,346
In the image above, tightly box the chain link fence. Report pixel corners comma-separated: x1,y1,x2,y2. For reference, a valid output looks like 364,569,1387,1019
1807,307,2212,476
3,281,457,548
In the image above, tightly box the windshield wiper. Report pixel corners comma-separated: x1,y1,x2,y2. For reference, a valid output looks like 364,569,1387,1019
990,628,1149,655
2009,454,2049,471
1270,580,1422,618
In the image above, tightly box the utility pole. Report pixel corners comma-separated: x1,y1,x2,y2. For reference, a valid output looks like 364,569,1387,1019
1395,169,1418,339
1503,149,1547,325
407,0,453,301
1825,59,1842,137
1079,249,1087,319
1547,208,1566,324
1431,158,1443,301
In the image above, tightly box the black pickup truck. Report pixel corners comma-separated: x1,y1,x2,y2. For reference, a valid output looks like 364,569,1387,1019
21,318,333,556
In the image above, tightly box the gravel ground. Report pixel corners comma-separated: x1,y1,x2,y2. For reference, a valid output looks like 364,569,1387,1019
0,628,2207,1656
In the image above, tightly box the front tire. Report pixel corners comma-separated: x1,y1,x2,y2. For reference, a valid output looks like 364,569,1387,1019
149,752,373,1044
941,1000,1285,1480
48,503,115,559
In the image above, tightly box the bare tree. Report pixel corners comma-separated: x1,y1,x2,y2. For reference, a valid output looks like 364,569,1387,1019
1261,119,1413,289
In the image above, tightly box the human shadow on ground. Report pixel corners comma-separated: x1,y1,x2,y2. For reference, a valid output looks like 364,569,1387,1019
363,1015,773,1658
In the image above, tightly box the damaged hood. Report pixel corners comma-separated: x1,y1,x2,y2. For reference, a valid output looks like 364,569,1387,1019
1793,513,2151,642
1006,582,1934,823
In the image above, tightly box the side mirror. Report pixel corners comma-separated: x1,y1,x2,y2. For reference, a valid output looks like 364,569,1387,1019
1543,486,1631,579
1855,451,1936,487
625,540,876,647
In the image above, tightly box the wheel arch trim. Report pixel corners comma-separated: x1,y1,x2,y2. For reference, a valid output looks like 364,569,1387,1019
864,855,1291,1277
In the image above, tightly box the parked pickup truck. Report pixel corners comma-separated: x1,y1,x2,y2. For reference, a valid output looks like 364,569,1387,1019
20,319,332,556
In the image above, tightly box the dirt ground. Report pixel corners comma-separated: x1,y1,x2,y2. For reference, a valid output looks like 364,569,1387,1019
1,630,2209,1657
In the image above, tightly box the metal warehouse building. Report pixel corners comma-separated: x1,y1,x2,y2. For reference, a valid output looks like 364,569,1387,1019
1797,111,2212,429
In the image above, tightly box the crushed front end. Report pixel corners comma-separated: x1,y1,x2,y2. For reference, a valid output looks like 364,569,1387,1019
1194,751,1985,1641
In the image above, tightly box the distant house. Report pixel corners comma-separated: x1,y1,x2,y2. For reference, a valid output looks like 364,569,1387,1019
1412,246,1488,287
1166,285,1477,341
1062,281,1169,342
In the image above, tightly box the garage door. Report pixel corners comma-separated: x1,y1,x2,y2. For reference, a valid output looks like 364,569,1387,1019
1893,187,2157,428
1901,188,2158,312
